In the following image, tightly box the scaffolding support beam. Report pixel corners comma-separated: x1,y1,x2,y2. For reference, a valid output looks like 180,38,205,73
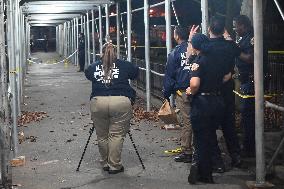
116,2,120,59
253,0,265,186
127,0,132,62
86,12,91,67
99,5,103,55
201,0,208,35
144,0,151,112
105,4,110,37
91,10,96,62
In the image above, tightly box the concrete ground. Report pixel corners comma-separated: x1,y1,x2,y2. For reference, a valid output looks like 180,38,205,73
12,52,283,189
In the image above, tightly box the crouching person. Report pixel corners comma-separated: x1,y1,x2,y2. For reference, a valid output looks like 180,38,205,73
85,42,139,174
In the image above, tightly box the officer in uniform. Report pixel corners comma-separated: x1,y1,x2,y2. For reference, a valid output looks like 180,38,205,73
85,43,139,174
163,26,193,163
206,17,243,169
233,15,255,157
78,33,85,72
186,33,230,184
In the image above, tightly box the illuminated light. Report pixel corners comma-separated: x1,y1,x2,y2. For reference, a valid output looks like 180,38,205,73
149,9,154,13
154,25,157,27
110,12,115,16
36,5,65,13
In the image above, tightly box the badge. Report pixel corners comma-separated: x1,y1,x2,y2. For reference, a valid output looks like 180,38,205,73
191,63,199,71
250,37,254,45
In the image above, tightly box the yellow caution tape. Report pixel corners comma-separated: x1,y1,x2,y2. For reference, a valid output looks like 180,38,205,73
233,90,275,99
268,51,284,54
164,147,182,154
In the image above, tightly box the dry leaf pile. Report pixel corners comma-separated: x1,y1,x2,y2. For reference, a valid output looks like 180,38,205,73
133,107,159,122
18,111,47,126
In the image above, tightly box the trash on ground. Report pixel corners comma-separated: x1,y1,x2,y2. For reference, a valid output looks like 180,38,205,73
41,160,59,165
11,156,26,167
160,124,181,130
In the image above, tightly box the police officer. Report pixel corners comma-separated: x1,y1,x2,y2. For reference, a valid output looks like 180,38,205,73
85,43,139,174
233,15,255,157
186,33,230,184
78,33,85,72
206,16,243,169
163,26,193,163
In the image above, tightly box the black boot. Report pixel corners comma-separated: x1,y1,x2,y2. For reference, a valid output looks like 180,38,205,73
188,163,199,184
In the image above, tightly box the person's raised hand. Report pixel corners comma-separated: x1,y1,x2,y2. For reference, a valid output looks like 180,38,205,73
189,25,200,41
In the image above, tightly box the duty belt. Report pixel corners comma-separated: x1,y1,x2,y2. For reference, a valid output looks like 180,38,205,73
200,92,221,96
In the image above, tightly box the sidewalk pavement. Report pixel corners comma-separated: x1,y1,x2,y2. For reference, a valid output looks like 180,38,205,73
12,52,283,189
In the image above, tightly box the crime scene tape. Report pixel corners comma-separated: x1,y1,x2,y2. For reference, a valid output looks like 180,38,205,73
27,50,78,65
164,147,182,154
233,90,276,99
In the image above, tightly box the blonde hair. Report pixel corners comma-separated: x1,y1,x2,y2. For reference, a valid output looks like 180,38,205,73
101,43,117,80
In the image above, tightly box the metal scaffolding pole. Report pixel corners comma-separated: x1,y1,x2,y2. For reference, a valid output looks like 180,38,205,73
15,0,21,115
274,0,284,21
116,2,120,59
165,0,173,106
201,0,209,35
144,0,151,112
7,0,19,157
81,15,83,33
86,12,91,67
127,0,132,62
253,0,265,186
83,16,87,69
76,17,79,66
99,5,103,55
91,10,96,62
73,18,77,64
0,0,11,185
105,4,110,37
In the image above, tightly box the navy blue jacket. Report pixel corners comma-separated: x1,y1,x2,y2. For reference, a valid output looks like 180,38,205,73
235,31,254,83
163,41,191,98
85,59,139,102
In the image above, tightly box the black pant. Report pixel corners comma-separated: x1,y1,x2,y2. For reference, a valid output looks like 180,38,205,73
212,80,241,164
240,82,255,154
79,53,85,71
190,95,224,179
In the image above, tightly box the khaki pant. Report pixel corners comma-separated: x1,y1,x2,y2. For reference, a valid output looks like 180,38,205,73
176,93,193,155
90,96,132,170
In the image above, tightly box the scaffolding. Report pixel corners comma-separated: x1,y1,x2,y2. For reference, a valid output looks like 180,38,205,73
0,0,283,187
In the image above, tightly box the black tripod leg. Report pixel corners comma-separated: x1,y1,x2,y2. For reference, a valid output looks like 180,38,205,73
76,126,95,172
128,131,145,170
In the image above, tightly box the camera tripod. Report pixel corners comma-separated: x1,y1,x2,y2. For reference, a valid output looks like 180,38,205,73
76,125,145,172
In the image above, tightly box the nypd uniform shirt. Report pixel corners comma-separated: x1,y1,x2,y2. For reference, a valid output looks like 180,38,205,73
235,31,254,83
206,37,241,74
190,54,225,93
163,41,192,98
85,59,139,102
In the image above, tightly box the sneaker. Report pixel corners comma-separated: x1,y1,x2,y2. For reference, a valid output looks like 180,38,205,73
174,153,192,163
108,166,124,174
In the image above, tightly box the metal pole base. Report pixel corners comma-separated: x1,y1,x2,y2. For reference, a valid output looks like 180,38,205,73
246,181,274,189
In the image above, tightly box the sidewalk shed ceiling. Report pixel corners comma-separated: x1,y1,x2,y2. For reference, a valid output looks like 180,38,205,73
21,0,115,26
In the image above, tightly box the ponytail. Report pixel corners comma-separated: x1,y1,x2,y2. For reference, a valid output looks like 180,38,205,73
102,43,117,81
